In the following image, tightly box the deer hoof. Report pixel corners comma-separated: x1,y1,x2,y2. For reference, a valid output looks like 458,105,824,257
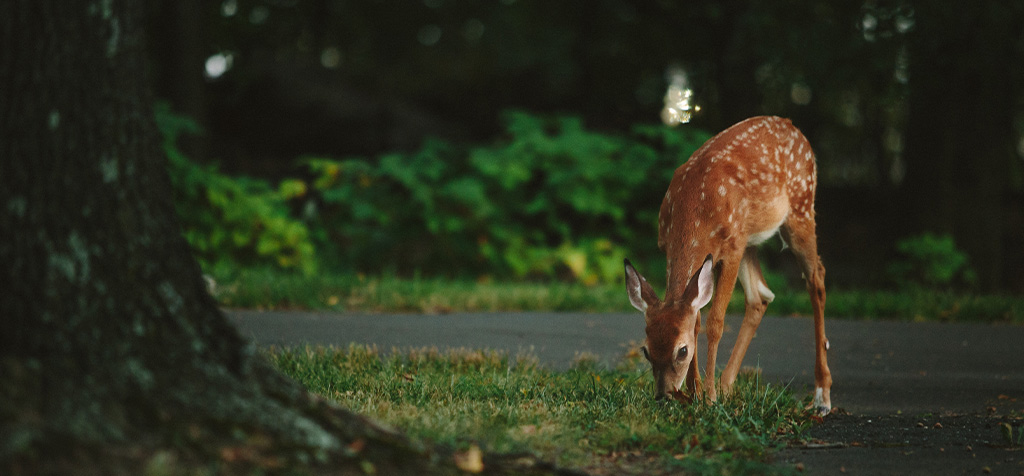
806,387,831,416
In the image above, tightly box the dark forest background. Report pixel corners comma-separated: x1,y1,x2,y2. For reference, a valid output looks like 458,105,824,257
145,0,1024,292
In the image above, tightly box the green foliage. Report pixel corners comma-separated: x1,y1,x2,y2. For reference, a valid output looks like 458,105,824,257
299,111,711,283
269,345,808,474
887,233,975,290
156,103,316,275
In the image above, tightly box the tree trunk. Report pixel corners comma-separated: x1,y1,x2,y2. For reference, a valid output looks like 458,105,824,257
0,3,567,474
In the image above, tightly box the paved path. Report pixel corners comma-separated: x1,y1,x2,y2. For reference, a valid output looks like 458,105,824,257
227,311,1024,474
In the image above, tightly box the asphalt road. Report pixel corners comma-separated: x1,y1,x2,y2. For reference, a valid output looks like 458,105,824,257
227,311,1024,474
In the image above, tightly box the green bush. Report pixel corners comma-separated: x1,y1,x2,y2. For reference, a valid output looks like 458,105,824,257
156,103,316,276
887,233,975,290
296,111,711,283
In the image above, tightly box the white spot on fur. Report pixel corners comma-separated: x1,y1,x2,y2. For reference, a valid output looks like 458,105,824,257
718,184,726,197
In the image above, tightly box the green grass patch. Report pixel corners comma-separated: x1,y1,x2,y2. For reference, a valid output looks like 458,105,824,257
213,268,1024,323
214,268,630,313
268,345,809,475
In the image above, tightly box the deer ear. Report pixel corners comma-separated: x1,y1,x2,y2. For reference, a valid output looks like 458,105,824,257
624,259,659,313
687,254,715,310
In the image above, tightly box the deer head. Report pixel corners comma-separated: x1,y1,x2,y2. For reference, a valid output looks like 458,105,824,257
624,255,714,400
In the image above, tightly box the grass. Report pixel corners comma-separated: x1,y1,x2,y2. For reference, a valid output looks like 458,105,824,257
213,268,1024,323
268,344,810,475
213,268,629,313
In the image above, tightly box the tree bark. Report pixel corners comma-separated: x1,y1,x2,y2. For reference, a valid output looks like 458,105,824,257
0,3,569,474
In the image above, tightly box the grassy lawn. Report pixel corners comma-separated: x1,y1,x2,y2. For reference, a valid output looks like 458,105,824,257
215,268,1024,323
269,345,811,475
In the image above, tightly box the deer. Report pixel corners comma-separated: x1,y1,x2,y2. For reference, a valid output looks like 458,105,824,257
624,116,832,416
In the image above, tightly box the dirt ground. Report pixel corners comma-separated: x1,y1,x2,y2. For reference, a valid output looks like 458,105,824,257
777,402,1024,475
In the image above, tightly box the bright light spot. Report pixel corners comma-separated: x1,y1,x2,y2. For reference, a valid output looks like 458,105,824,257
896,16,914,33
463,18,485,43
861,13,877,31
790,82,812,105
661,65,698,126
321,47,342,69
204,53,233,79
1017,136,1024,159
418,25,442,46
221,0,237,17
861,13,877,42
249,6,269,25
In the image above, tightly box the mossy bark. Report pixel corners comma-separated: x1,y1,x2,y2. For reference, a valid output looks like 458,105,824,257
0,3,571,475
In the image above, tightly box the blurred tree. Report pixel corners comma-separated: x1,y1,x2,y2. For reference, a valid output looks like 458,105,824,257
902,2,1023,291
139,0,1024,290
148,0,211,160
0,1,562,473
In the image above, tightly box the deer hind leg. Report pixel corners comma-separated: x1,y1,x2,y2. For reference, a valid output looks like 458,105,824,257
703,246,744,402
720,247,773,394
782,218,832,416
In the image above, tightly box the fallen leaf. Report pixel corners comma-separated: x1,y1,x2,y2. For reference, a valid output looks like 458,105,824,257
454,445,484,473
1000,422,1013,443
933,422,943,429
348,438,366,454
669,389,693,404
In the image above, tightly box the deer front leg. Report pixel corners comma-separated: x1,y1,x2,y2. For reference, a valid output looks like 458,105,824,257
685,316,702,395
720,247,772,394
703,249,743,402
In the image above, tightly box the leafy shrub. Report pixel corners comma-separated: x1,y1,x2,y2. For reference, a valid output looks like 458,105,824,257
156,103,316,276
887,233,975,290
295,111,711,283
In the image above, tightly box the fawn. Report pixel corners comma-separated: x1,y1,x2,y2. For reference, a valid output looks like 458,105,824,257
624,116,832,415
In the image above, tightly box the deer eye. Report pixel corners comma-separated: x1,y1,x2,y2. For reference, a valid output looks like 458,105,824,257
675,345,688,362
640,346,651,362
